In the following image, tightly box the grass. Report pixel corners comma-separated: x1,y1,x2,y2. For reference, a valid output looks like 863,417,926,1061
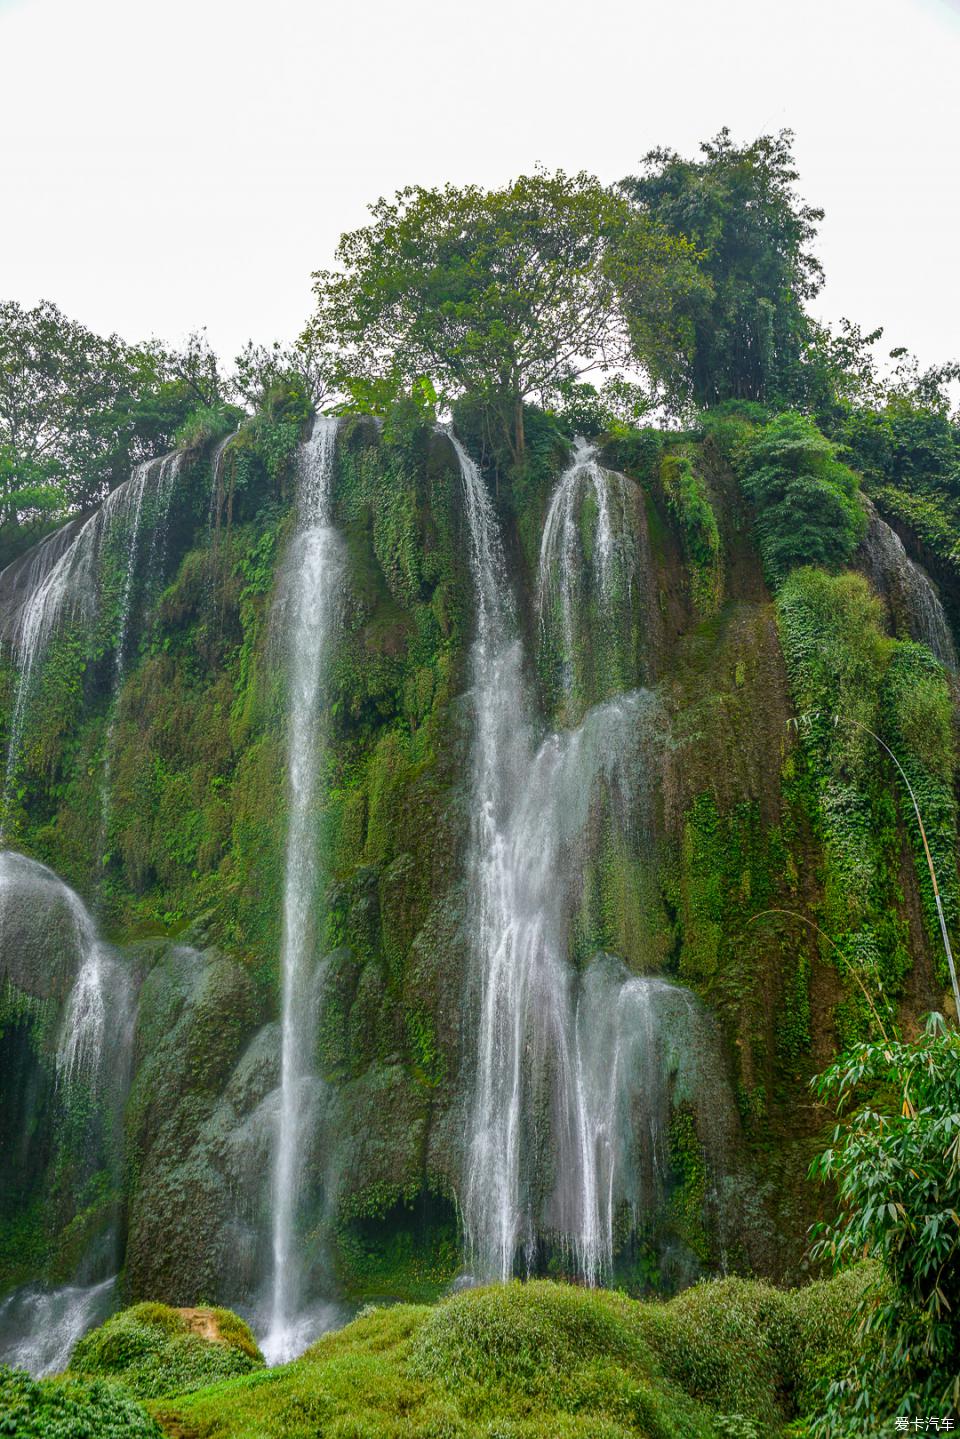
67,1301,264,1400
145,1271,871,1438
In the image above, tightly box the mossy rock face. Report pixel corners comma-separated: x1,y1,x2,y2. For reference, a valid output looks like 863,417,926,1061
2,413,957,1318
67,1301,263,1399
124,946,269,1305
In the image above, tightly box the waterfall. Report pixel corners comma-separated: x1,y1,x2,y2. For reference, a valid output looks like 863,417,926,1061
859,498,957,670
451,432,666,1283
263,416,344,1366
0,454,185,835
0,852,136,1373
568,960,729,1285
536,441,642,723
0,848,134,1094
99,452,183,860
0,1277,117,1377
537,440,632,691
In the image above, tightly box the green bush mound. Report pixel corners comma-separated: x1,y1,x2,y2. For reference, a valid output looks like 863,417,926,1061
152,1272,866,1438
0,1363,162,1437
67,1303,264,1400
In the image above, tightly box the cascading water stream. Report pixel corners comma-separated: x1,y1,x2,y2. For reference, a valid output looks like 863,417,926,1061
98,452,183,862
859,498,957,670
263,416,344,1365
452,432,665,1284
537,440,632,699
0,1278,117,1378
0,454,185,837
0,852,136,1372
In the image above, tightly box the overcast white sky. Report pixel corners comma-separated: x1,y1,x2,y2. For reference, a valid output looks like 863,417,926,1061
2,0,958,373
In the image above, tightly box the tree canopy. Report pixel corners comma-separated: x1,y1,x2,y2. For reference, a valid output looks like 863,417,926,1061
307,169,700,460
620,129,825,412
810,1015,960,1428
0,300,229,531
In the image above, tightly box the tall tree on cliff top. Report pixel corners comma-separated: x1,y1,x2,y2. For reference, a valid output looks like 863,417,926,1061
620,129,825,412
307,169,701,462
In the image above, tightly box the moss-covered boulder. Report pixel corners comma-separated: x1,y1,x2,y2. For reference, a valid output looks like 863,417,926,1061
67,1302,263,1400
154,1270,869,1437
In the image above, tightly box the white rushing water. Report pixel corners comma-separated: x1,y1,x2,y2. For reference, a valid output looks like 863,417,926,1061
0,1276,117,1376
0,849,130,1091
263,416,344,1366
99,453,183,858
537,439,632,700
0,853,135,1373
859,498,957,670
569,962,717,1283
452,431,668,1284
1,454,185,836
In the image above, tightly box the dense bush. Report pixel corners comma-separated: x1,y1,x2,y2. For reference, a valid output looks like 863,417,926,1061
67,1302,263,1400
155,1274,867,1437
737,413,865,583
809,1016,960,1432
0,1364,161,1437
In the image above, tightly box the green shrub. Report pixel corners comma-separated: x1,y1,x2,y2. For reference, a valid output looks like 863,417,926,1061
0,1363,161,1437
660,450,723,614
174,403,241,452
809,1017,960,1430
737,412,865,583
67,1302,263,1400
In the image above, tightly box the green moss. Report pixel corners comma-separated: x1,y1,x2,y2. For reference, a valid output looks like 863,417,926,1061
154,1272,869,1438
68,1302,263,1400
660,449,724,616
334,1191,460,1303
775,567,950,1035
667,1106,709,1262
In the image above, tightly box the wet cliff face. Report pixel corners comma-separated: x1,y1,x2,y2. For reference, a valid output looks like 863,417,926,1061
0,410,956,1326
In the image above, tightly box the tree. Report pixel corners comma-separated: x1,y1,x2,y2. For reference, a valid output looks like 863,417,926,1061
737,412,865,582
809,1015,960,1432
0,301,227,524
233,334,334,415
308,169,698,462
620,129,825,412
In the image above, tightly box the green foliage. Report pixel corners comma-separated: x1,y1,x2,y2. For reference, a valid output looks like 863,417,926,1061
309,169,696,459
174,403,242,453
155,1273,867,1438
842,392,960,498
736,413,865,584
871,483,960,587
660,450,723,614
620,130,825,412
667,1106,710,1260
882,645,959,971
809,1017,960,1430
0,299,228,521
776,567,959,1034
775,570,905,1031
334,1192,460,1303
0,1364,161,1437
68,1302,264,1400
640,1268,874,1432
